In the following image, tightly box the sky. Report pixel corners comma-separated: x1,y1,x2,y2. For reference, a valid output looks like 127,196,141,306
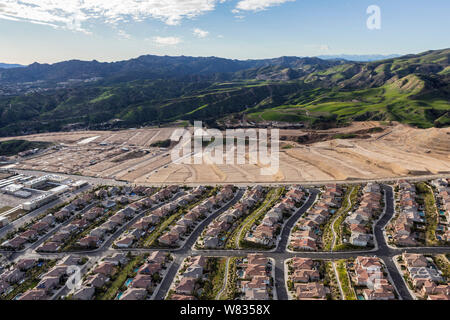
0,0,449,65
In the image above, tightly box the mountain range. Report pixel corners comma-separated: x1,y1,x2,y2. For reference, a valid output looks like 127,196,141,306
0,48,448,136
0,63,24,69
0,55,343,85
0,53,399,72
317,54,401,62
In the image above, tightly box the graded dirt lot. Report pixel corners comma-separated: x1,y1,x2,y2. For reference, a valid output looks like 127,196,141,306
2,122,449,184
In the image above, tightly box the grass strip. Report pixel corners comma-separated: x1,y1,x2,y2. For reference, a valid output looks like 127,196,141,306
98,254,145,300
143,188,217,247
238,187,284,249
336,259,356,300
416,182,439,246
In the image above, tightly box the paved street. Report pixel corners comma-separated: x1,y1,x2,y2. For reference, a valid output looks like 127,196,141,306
12,168,450,188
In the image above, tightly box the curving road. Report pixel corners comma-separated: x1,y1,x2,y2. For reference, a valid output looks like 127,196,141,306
276,189,319,253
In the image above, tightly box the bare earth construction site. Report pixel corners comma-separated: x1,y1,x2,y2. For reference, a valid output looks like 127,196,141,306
2,122,449,185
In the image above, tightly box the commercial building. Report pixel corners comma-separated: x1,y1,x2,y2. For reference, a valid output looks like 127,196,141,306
22,193,57,211
1,184,32,198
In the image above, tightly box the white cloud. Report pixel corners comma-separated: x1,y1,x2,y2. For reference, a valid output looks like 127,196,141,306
117,30,131,40
193,28,209,38
235,0,295,12
153,36,182,46
0,0,225,33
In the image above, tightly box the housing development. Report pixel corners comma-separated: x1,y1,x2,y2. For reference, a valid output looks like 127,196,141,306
0,165,448,301
0,2,449,316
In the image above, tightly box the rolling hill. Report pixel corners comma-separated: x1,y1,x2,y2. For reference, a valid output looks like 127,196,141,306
317,54,401,62
0,49,448,136
0,55,343,85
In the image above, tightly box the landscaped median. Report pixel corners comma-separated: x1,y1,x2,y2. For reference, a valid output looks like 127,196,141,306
433,254,450,279
64,251,172,301
225,188,276,249
228,187,285,250
200,257,227,300
167,253,274,301
97,253,146,300
239,187,286,250
416,182,439,246
60,206,116,252
335,259,357,300
324,261,342,300
289,184,344,252
141,187,219,248
166,256,229,300
195,186,268,250
218,257,238,300
166,255,226,300
333,186,360,249
322,185,358,251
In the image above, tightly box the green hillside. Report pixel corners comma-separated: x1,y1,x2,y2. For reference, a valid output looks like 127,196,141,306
0,49,448,136
248,73,450,128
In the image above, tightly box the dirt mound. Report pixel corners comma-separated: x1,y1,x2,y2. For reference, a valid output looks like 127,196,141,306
6,122,450,184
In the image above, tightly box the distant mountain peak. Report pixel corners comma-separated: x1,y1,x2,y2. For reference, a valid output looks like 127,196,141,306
317,54,401,62
0,63,24,69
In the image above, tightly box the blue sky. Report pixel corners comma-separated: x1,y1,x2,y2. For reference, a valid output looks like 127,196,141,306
0,0,449,64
